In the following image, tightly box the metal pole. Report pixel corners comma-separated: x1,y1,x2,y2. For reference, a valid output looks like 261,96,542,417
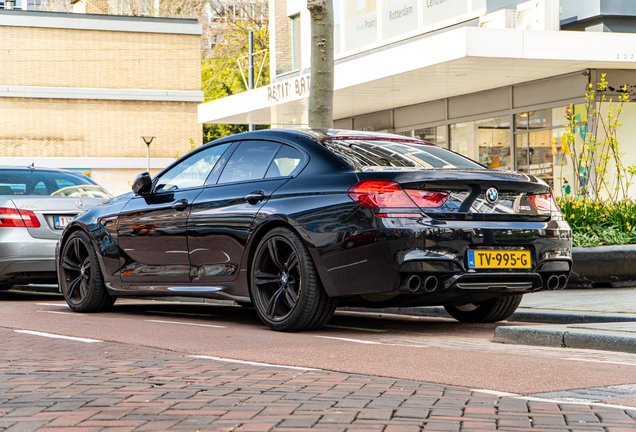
248,31,255,132
146,144,150,173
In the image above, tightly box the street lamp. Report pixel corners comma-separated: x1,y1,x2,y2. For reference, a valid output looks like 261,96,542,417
141,136,155,173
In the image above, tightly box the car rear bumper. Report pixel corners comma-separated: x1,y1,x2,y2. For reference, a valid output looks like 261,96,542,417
307,211,572,303
0,227,58,284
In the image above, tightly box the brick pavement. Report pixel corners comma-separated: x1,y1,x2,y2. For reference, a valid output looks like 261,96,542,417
0,327,635,431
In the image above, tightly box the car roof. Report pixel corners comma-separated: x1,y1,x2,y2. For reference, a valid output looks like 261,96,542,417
0,165,80,173
206,128,424,145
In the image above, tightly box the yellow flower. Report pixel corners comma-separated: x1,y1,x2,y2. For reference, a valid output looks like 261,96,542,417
587,226,591,231
570,215,575,219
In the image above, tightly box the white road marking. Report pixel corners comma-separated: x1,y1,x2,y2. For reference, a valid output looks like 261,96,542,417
145,319,226,329
563,357,636,367
145,310,215,317
471,388,518,397
191,355,319,371
38,311,77,316
14,330,101,343
325,325,387,333
517,395,636,411
36,303,69,307
315,336,381,345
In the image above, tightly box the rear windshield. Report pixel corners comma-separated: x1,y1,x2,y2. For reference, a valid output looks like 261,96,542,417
0,169,112,198
322,139,485,171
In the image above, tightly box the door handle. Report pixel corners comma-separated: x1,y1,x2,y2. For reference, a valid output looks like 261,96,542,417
171,199,189,211
245,191,265,205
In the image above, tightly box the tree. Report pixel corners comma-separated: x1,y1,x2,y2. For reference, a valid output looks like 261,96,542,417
202,0,270,141
306,0,334,130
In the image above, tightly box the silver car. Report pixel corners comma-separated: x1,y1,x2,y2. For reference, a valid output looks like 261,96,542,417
0,166,112,291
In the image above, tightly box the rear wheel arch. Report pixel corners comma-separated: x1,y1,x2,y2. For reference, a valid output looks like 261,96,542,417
245,219,337,298
248,225,337,331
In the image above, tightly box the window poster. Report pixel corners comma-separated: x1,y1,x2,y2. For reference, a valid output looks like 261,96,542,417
382,0,418,40
344,0,378,51
422,0,468,28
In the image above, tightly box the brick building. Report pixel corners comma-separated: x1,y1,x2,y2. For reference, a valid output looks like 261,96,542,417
0,9,203,195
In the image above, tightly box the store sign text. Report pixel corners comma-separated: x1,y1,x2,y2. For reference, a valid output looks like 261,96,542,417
267,76,310,104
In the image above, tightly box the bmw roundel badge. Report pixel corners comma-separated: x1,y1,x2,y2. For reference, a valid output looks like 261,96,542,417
486,187,499,204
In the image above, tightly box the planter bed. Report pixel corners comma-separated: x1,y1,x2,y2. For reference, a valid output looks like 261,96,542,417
568,245,636,288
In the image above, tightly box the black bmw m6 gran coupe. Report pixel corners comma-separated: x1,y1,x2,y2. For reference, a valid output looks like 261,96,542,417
57,129,572,331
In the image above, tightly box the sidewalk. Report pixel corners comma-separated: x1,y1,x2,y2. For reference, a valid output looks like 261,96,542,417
492,288,636,353
344,288,636,354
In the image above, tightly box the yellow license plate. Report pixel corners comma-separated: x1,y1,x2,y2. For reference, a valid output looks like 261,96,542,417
468,250,531,269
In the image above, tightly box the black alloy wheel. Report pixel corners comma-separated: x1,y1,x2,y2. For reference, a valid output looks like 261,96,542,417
443,294,523,323
250,227,337,332
59,231,116,312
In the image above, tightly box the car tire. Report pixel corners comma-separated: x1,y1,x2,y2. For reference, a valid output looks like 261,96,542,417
443,295,522,323
250,227,337,332
0,284,13,291
59,230,116,313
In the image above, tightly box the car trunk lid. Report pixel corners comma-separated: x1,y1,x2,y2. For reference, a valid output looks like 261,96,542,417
8,197,106,239
355,170,557,222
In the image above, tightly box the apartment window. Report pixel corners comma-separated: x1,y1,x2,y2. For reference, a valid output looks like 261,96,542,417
291,14,301,71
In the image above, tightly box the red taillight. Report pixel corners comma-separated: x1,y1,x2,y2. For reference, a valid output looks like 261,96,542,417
0,207,41,228
528,191,563,220
405,190,449,208
348,180,417,209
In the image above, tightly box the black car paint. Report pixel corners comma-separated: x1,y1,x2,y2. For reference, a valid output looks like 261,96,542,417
57,129,572,307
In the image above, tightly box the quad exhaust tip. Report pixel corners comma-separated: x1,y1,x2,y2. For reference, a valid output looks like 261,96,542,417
546,275,560,290
558,275,568,290
407,275,421,292
401,275,439,293
423,276,438,293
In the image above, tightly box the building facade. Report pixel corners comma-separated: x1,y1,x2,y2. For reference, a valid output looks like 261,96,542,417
199,0,636,199
1,9,203,195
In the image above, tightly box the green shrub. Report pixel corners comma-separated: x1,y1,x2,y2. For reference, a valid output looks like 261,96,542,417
558,198,636,246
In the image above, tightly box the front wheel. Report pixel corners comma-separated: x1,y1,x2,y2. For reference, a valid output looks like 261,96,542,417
250,227,337,332
443,295,522,323
59,231,116,312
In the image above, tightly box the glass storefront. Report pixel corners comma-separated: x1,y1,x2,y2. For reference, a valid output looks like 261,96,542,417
450,117,511,170
514,108,573,190
394,105,611,198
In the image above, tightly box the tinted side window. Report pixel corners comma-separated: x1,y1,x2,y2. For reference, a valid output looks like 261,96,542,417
0,169,110,197
266,145,304,178
322,139,485,170
155,143,230,193
218,141,281,184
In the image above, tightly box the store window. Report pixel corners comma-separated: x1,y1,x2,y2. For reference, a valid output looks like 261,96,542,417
515,109,565,189
450,117,511,170
476,116,511,170
397,126,446,147
450,121,475,161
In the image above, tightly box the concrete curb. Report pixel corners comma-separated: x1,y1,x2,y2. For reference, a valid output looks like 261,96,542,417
493,324,636,354
570,245,636,288
339,306,636,324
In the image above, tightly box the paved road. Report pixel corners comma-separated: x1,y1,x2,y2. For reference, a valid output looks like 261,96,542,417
2,291,636,393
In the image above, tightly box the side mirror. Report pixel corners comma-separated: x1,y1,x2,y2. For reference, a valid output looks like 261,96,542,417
132,172,152,195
